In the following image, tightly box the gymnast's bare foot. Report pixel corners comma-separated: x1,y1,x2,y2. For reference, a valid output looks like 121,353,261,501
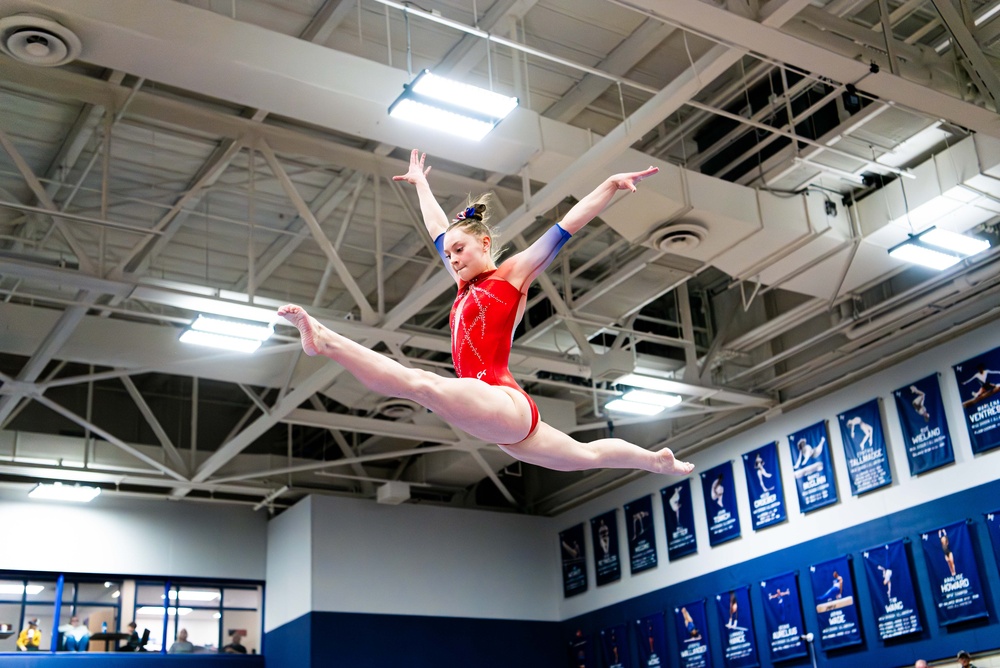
277,304,326,356
655,448,695,476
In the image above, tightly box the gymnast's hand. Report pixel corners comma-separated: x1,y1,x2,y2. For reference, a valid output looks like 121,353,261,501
392,148,432,185
609,166,659,193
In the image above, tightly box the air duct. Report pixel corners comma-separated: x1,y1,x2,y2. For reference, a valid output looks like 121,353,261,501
0,15,81,66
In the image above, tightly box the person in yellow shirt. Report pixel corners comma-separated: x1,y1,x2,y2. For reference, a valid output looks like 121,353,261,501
16,618,41,651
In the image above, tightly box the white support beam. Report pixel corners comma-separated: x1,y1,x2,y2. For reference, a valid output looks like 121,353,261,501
120,375,190,476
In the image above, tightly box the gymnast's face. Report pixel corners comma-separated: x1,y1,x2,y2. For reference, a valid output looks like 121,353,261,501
444,228,491,279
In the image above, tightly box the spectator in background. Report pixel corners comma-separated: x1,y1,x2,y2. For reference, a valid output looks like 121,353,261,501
59,615,90,651
118,621,140,652
957,650,978,668
169,628,194,654
16,618,41,651
222,630,247,654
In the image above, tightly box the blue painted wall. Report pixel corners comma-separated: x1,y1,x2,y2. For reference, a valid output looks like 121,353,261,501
561,477,1000,668
265,611,561,668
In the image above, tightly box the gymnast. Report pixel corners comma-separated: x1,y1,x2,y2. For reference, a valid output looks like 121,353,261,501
278,149,694,476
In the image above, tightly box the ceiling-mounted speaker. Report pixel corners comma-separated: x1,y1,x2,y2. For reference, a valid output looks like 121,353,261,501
0,15,82,67
647,222,707,254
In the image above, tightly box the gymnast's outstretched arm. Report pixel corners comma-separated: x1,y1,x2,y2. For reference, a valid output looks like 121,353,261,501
392,149,457,280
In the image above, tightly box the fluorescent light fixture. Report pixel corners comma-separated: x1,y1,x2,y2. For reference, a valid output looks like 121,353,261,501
137,606,192,616
164,590,220,602
617,373,677,393
179,314,273,353
388,69,518,141
889,226,990,270
605,399,665,416
622,390,682,408
28,482,101,503
112,590,120,598
0,584,44,595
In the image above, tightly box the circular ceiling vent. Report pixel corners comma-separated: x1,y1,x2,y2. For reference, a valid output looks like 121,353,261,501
0,15,82,67
648,222,707,254
376,399,419,420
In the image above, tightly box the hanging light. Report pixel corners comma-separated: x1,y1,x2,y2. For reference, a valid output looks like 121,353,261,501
179,314,274,353
888,226,990,270
28,482,101,503
388,70,518,141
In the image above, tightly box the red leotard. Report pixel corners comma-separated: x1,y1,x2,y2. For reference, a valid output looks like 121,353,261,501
450,269,539,443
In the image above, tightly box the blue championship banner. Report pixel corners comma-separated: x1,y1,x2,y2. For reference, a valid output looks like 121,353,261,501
715,586,759,668
624,495,658,574
861,540,922,639
987,511,1000,577
759,572,808,662
635,612,667,668
661,479,697,559
674,600,710,668
568,629,594,668
700,462,741,546
837,399,892,495
601,624,630,668
953,347,1000,453
741,442,787,530
560,523,588,597
808,555,861,650
920,520,988,625
591,509,622,586
788,421,838,513
893,374,954,475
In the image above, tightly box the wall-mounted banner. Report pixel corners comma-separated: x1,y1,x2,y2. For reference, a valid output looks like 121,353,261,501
953,347,1000,453
568,629,594,668
560,523,588,598
920,520,988,625
759,572,807,662
634,612,667,668
590,510,621,586
661,480,697,559
714,586,759,668
861,540,922,639
674,600,711,668
741,442,787,530
788,421,838,513
808,555,862,650
837,399,892,495
600,624,630,668
986,511,1000,577
624,495,658,574
893,374,954,475
700,462,741,546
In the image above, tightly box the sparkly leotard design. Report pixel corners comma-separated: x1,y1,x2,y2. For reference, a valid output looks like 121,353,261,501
450,270,539,442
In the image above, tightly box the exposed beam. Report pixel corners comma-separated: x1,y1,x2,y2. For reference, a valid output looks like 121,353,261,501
930,0,1000,105
120,375,190,476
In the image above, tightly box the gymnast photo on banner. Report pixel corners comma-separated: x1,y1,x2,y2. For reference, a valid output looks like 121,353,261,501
590,509,622,586
953,346,1000,454
635,612,666,668
600,624,629,668
759,572,808,662
741,442,786,530
560,523,588,598
893,374,954,475
661,479,698,559
714,586,759,668
700,462,741,546
808,555,861,650
788,421,838,513
861,540,922,640
674,600,710,668
920,520,988,625
837,398,892,495
624,494,658,574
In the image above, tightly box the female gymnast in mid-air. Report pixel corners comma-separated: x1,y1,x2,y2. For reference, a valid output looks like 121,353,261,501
278,149,695,476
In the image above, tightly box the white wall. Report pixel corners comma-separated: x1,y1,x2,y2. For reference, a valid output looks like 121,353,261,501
0,487,267,580
555,321,1000,620
306,494,561,622
263,495,312,632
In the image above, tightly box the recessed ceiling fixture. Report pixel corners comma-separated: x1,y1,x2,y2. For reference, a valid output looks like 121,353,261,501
888,226,990,270
388,70,518,141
